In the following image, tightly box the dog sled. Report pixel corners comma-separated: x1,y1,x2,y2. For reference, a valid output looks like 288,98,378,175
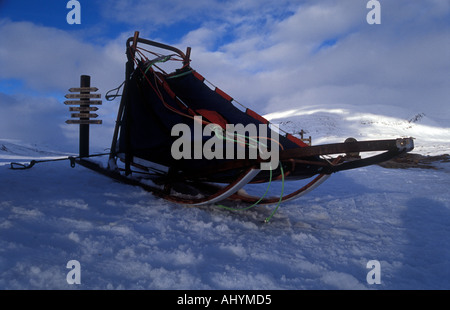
12,32,414,221
78,32,413,210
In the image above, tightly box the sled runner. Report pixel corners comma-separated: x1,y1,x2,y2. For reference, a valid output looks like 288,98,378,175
74,32,413,211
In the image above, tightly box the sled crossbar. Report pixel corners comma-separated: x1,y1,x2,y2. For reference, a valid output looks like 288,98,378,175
126,34,190,66
279,138,413,160
177,138,414,179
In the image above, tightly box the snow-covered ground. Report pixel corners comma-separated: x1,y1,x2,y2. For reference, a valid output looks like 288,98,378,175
1,107,449,290
266,104,450,156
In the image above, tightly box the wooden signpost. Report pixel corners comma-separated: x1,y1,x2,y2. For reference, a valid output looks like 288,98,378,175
65,75,102,157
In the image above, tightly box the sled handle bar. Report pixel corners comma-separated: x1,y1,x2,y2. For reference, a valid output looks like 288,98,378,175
126,31,191,66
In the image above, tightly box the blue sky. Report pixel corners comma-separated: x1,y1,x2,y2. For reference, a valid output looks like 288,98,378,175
0,0,449,151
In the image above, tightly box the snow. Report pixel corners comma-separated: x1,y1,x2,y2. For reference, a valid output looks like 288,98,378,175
1,107,449,290
266,104,450,156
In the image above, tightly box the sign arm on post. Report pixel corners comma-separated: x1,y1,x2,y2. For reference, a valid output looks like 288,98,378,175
69,87,99,92
64,75,103,157
66,120,102,125
65,93,101,99
64,100,102,105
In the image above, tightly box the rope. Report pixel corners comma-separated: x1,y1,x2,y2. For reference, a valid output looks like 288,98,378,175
210,125,286,222
143,54,175,75
265,163,285,223
9,152,111,170
215,165,273,212
105,81,125,101
213,162,286,223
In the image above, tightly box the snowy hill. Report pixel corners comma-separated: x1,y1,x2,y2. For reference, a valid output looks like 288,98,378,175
266,104,450,156
1,107,449,290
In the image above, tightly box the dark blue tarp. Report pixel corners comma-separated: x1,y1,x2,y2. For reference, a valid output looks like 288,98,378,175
118,63,321,180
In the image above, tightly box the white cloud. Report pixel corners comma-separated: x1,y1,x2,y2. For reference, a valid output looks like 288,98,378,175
172,0,450,119
0,19,128,150
0,19,126,92
0,92,69,149
103,0,298,28
103,0,212,26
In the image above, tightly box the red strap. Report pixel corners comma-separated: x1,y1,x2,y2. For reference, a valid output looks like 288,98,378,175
162,81,176,99
193,71,205,82
215,87,233,102
246,108,268,124
196,109,228,129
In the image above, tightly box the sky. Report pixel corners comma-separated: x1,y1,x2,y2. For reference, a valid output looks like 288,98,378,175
0,0,449,151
